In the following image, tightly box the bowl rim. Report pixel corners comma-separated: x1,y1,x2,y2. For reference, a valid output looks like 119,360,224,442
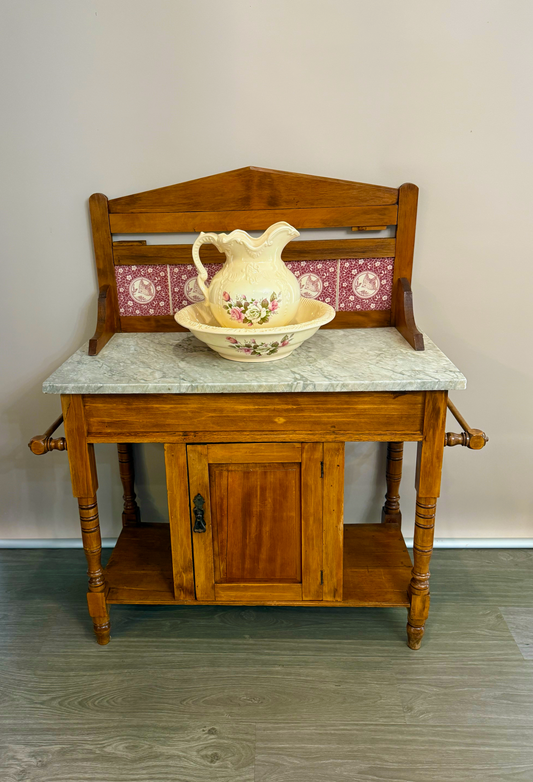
175,299,336,334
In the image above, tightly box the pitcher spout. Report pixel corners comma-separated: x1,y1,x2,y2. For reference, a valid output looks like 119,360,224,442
260,221,300,252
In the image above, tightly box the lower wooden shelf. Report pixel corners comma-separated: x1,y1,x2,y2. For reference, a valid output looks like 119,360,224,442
105,522,412,608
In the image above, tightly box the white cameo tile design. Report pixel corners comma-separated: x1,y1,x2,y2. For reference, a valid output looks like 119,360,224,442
286,260,339,308
115,257,396,317
338,258,394,312
170,263,223,312
116,265,171,316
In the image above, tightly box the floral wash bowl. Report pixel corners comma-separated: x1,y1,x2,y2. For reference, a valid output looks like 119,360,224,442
175,298,335,362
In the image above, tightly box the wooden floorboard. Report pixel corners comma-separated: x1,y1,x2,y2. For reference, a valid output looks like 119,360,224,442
427,549,533,606
0,661,406,726
0,723,255,782
254,723,533,782
0,547,533,781
396,659,533,726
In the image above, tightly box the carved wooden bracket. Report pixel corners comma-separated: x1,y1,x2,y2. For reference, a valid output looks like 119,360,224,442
394,277,424,351
445,398,488,450
89,284,118,356
28,414,67,455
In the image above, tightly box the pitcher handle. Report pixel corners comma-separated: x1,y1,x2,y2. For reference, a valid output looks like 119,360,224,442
192,232,221,305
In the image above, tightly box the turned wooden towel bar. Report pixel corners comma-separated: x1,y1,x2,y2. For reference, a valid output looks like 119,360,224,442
30,397,488,457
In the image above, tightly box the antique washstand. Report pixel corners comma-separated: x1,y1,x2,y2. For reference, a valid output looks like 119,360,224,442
30,167,487,647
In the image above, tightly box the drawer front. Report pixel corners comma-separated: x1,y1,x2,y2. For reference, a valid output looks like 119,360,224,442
83,391,425,442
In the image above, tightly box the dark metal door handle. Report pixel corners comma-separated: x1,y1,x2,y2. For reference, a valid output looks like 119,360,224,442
192,493,206,533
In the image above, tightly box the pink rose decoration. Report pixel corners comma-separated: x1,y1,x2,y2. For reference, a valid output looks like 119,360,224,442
222,291,230,301
226,337,238,343
229,307,244,322
269,299,279,311
281,340,289,347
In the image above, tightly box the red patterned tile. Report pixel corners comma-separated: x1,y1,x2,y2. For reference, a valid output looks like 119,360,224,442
115,257,395,318
286,260,338,308
337,257,394,312
170,263,224,313
115,265,171,316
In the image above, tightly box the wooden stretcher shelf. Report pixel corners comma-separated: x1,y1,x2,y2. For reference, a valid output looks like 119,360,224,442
105,522,412,608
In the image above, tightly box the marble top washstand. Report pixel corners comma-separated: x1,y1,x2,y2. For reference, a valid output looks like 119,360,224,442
43,328,466,395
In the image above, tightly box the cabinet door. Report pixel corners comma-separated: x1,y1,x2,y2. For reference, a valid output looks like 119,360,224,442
187,443,324,602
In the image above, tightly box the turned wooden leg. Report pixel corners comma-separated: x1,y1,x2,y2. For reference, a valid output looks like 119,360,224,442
117,443,141,526
62,396,111,646
406,391,447,650
78,495,110,645
407,496,437,649
381,441,403,526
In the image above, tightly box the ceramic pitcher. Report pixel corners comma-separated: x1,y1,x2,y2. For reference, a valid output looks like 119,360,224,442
192,221,301,329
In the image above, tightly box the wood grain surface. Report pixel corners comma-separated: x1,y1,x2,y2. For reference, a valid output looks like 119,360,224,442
107,166,398,212
101,523,411,608
112,238,396,264
209,462,302,583
118,309,393,333
254,724,533,782
108,205,398,234
83,391,425,443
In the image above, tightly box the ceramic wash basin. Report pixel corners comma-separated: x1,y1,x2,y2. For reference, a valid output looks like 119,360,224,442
175,298,335,362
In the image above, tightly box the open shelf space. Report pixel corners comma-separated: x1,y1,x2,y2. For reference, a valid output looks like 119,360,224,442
105,522,412,607
105,523,174,603
342,523,412,606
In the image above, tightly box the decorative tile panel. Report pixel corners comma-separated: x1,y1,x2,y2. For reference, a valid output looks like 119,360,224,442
114,257,395,316
116,265,171,316
170,263,223,312
286,260,339,308
338,258,394,312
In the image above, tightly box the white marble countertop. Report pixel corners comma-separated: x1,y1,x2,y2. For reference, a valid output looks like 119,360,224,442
42,328,466,394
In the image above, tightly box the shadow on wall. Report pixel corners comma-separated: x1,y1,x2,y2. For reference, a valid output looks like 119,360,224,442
344,441,388,525
130,443,170,524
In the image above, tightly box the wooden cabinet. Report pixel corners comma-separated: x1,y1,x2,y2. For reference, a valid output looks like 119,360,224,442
59,388,463,649
178,442,341,603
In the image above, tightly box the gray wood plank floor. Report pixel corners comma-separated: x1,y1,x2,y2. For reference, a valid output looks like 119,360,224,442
0,548,532,781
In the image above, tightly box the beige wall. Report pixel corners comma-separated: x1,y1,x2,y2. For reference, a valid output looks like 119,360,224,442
1,0,532,542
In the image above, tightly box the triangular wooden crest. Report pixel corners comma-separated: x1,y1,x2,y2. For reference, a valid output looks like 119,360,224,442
108,166,398,213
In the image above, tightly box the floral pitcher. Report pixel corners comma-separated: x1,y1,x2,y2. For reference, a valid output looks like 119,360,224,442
191,221,301,329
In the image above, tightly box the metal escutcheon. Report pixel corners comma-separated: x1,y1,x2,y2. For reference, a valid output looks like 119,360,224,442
192,493,206,533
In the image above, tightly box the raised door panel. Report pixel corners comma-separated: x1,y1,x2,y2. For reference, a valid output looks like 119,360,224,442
210,462,302,583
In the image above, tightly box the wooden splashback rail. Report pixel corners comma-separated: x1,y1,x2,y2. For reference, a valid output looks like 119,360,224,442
108,205,398,234
112,238,397,264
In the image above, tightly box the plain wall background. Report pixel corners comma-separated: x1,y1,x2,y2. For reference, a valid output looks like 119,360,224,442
1,0,532,542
